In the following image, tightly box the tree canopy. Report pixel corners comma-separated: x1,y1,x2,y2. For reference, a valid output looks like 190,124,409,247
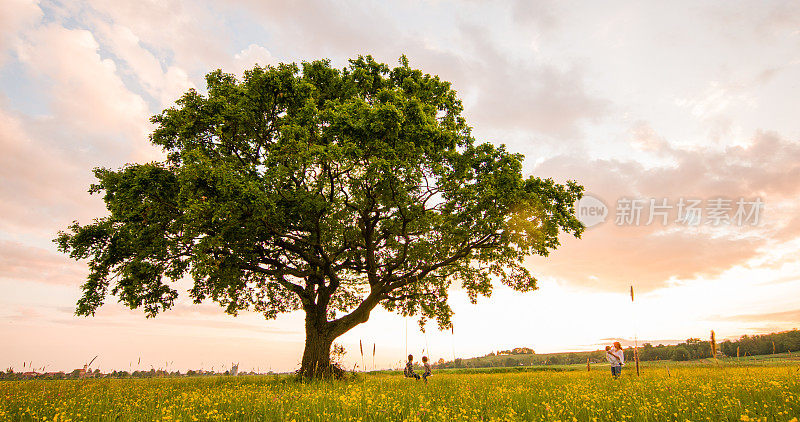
56,55,584,377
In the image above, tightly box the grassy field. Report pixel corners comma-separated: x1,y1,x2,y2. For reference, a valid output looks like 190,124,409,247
1,361,799,421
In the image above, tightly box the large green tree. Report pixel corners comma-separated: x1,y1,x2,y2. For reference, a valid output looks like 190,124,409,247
57,56,584,378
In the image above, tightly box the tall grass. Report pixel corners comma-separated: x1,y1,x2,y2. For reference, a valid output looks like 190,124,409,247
2,363,799,421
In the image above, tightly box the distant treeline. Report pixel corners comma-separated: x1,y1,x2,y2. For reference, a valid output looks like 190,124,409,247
0,368,267,381
4,330,798,379
434,329,800,369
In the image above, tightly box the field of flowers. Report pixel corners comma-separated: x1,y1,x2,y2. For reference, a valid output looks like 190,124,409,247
1,364,799,421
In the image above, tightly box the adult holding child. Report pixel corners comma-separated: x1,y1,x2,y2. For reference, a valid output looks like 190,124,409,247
608,341,624,378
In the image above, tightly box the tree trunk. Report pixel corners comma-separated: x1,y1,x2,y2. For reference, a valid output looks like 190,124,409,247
297,289,382,378
298,311,335,379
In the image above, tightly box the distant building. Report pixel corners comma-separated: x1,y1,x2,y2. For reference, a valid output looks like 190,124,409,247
71,364,91,378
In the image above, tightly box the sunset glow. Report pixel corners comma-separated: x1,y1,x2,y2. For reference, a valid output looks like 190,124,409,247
2,0,800,374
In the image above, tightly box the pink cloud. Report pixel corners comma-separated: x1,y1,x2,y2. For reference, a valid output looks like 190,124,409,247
0,105,112,241
16,24,151,144
0,108,107,238
1,20,173,239
528,128,800,291
0,240,86,286
89,20,195,107
224,1,607,140
83,0,230,71
230,0,401,59
0,0,41,65
716,307,800,324
710,1,800,41
226,44,280,78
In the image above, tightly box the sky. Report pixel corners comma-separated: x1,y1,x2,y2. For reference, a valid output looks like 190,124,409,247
1,0,800,374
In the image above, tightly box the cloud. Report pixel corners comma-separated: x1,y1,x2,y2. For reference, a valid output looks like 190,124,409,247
0,240,86,286
90,20,195,107
230,0,401,59
440,21,608,139
2,0,800,372
16,24,151,145
50,308,298,337
672,77,769,144
717,308,800,324
709,1,800,41
226,44,279,78
0,0,41,65
528,128,800,291
510,0,559,31
222,0,607,140
674,81,755,121
0,107,106,238
82,0,230,71
463,56,608,139
1,20,173,239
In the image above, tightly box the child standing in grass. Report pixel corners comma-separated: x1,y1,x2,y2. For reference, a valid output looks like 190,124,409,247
421,356,432,383
404,354,420,380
